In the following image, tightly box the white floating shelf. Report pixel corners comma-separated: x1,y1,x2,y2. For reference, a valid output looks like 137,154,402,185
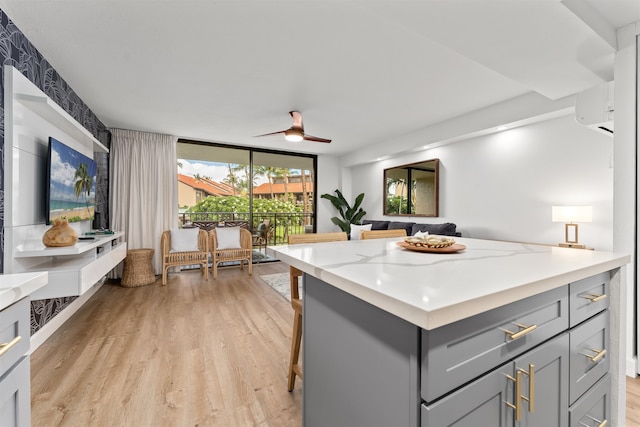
15,93,108,153
14,232,123,258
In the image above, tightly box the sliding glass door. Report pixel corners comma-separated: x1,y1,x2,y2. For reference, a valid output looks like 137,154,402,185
176,140,317,248
252,151,315,245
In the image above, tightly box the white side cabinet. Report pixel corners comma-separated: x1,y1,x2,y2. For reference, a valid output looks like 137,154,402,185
14,233,126,299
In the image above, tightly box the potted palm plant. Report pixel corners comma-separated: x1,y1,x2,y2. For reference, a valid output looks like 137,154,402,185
320,189,366,236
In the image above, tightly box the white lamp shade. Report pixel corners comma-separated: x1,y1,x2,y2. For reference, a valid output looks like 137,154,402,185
551,206,592,223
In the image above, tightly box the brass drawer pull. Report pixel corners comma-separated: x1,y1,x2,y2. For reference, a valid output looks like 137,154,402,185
580,415,608,427
580,293,607,302
0,336,22,357
505,323,537,341
518,364,535,413
587,348,607,362
506,371,523,421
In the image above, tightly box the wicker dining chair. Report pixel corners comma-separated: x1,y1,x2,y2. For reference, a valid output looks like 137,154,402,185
286,231,348,391
210,227,253,279
161,228,209,285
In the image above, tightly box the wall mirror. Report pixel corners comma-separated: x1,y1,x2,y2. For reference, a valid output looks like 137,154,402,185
384,159,439,217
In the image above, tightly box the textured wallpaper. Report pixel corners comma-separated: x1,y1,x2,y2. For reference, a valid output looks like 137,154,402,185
0,11,111,333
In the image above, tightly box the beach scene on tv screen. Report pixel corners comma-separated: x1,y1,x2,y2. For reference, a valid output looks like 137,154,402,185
49,138,96,223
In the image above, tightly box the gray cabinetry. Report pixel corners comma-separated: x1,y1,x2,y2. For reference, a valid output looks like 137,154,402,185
569,272,609,327
303,270,612,427
0,297,31,427
0,356,30,427
421,286,568,403
422,333,569,427
514,333,569,426
569,375,611,427
421,363,512,426
304,275,419,427
569,311,609,404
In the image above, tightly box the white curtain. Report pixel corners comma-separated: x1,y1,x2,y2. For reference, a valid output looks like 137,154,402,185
110,129,178,275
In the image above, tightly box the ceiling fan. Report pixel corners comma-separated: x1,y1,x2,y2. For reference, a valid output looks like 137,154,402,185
255,111,331,143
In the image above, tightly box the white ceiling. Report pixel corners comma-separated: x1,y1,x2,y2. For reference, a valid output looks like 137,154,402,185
1,0,638,157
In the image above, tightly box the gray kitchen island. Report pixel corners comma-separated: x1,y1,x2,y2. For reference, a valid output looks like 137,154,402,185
269,237,629,427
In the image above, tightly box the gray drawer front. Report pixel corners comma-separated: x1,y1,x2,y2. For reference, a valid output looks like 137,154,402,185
569,374,610,427
0,355,30,427
569,272,609,327
569,310,609,404
0,298,29,375
422,286,568,402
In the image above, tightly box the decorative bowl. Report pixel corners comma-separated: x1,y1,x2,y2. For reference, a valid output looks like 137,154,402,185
403,235,455,248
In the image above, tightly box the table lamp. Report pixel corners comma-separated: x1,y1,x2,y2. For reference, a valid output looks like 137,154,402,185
551,206,592,249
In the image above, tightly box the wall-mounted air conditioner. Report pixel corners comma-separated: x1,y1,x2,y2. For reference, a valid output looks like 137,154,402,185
575,81,614,136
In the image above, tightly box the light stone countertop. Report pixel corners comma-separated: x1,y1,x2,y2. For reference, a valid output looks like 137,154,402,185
0,272,48,311
268,237,629,330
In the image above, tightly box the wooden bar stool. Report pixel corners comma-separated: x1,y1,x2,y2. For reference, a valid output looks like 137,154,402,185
286,232,348,391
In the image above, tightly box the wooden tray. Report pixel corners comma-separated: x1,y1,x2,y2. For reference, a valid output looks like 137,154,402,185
396,241,466,253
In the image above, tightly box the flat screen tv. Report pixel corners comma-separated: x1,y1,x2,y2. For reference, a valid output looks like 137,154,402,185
46,137,97,225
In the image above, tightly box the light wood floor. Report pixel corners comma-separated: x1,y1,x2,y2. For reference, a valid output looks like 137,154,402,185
31,262,300,426
629,376,640,427
30,261,640,426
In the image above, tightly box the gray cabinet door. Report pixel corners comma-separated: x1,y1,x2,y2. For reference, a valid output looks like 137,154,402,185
422,363,513,427
515,333,569,427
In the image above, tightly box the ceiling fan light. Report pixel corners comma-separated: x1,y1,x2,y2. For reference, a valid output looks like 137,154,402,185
285,129,303,142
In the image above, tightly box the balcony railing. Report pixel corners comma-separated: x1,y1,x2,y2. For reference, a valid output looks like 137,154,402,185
178,211,314,246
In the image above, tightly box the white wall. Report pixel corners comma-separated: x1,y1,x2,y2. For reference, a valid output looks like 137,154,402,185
349,114,614,250
315,154,342,232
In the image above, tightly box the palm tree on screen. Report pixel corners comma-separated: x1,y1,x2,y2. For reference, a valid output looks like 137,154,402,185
74,163,93,217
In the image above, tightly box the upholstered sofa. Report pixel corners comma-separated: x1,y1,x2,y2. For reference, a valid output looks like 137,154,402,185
361,219,461,237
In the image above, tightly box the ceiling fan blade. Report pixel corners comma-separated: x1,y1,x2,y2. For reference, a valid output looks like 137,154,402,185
289,111,303,129
254,130,286,137
303,134,332,143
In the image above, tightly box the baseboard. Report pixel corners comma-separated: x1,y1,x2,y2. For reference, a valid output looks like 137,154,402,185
29,278,106,354
626,355,638,377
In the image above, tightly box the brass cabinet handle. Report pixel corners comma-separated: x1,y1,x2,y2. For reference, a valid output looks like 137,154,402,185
0,336,22,357
580,293,607,302
518,364,535,413
581,416,608,427
505,323,537,341
506,371,523,421
587,348,607,362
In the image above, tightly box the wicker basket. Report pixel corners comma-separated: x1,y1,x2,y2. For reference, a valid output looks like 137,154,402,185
121,248,156,287
403,236,455,249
